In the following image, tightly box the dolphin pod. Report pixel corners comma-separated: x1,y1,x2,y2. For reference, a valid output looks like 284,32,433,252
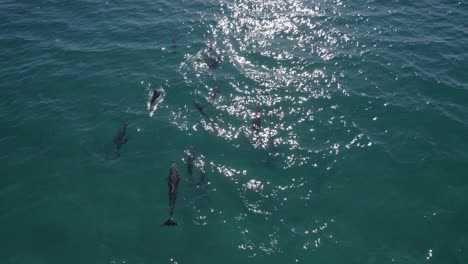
107,41,270,227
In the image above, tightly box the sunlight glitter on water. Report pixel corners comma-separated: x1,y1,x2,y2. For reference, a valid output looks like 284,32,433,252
177,0,374,171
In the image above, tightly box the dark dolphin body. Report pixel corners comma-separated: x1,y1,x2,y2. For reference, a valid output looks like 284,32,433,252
148,89,162,108
109,123,129,159
161,161,180,226
207,55,221,69
194,99,208,118
210,85,220,99
252,104,261,133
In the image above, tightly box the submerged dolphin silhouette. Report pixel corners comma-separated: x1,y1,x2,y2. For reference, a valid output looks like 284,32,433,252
109,123,129,159
194,99,208,118
252,104,261,133
210,85,220,99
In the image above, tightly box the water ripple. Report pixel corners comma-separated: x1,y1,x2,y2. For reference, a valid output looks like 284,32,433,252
177,0,373,171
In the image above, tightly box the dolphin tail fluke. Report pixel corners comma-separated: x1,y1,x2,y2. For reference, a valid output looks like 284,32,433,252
161,218,177,227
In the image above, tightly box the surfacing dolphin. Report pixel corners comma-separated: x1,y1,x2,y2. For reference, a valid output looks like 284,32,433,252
207,55,221,69
161,161,180,227
147,89,163,111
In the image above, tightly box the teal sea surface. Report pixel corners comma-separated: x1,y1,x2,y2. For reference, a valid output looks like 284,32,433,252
1,0,468,263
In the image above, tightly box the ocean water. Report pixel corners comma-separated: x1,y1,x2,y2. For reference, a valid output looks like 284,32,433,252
1,0,467,263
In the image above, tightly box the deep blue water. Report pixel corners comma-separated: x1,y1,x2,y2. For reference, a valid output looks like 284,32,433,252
1,0,468,263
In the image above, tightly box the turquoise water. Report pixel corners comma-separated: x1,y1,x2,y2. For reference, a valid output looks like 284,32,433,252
1,0,468,263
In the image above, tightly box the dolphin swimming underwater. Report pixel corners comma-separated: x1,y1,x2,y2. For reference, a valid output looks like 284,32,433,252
210,85,220,99
171,36,177,54
109,123,129,159
194,99,208,118
185,146,209,195
185,146,207,182
161,161,180,226
252,104,261,133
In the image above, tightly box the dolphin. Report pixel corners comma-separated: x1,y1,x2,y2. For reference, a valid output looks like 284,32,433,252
197,166,208,186
207,55,221,69
109,123,129,159
252,104,261,133
185,147,209,195
210,85,220,99
172,37,177,50
194,99,208,118
148,89,163,111
161,161,180,227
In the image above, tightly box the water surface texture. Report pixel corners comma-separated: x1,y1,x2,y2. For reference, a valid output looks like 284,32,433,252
1,0,468,263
